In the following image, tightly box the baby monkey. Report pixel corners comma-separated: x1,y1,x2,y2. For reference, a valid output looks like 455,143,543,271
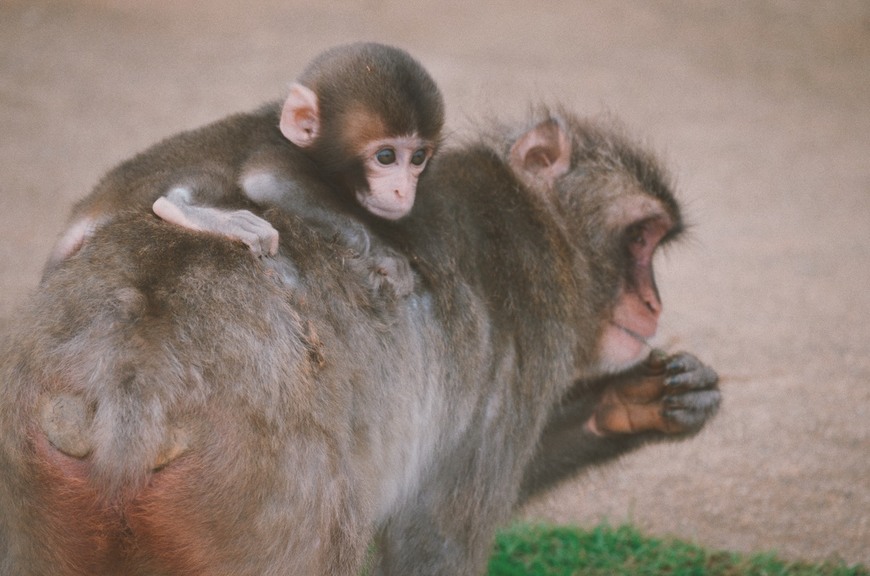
47,42,444,266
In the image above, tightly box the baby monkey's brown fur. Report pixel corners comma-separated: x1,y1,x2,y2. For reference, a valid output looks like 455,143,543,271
46,42,444,272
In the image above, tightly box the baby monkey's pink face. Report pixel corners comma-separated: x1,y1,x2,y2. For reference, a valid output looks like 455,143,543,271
356,135,434,220
279,80,441,222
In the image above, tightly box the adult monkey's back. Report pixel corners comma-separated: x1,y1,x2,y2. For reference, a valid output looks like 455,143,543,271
0,110,720,575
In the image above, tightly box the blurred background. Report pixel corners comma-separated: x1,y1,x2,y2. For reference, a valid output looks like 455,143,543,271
1,0,868,565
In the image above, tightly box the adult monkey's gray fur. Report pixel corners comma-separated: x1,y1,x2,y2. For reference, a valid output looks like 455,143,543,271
0,109,719,575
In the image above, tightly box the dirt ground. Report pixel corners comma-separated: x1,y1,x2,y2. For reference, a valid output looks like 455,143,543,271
1,0,868,567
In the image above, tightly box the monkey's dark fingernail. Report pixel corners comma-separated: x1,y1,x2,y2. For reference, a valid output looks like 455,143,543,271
665,360,684,375
647,349,667,371
649,349,667,362
663,396,685,409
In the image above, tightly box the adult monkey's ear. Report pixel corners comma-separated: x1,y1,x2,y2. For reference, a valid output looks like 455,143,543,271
280,83,320,148
508,117,573,192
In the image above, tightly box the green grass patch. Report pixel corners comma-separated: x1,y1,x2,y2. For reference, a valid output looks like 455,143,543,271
488,523,868,576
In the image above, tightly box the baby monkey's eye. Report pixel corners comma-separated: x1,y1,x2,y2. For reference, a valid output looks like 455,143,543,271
411,149,428,166
376,148,397,165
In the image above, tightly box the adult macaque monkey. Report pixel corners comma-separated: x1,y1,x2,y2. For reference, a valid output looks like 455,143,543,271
45,42,444,270
0,109,720,575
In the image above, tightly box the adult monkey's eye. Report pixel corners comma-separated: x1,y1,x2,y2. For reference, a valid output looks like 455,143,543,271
376,148,397,165
626,223,646,247
411,149,428,166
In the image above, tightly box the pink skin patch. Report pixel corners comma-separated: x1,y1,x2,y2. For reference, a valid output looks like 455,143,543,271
48,215,108,264
595,216,673,371
358,135,431,220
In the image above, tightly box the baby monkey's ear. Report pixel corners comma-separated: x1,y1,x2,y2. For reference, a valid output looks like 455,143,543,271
280,83,320,148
